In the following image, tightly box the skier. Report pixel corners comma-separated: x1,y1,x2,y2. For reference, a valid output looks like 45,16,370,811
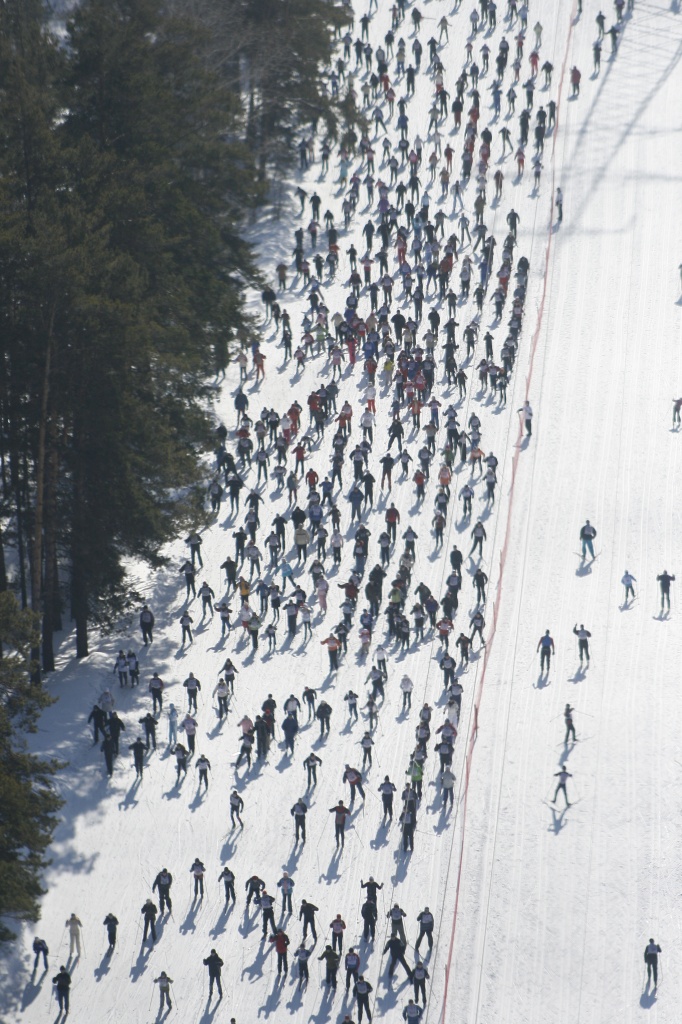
579,520,597,560
354,975,373,1021
190,858,206,898
196,753,211,789
361,898,378,941
518,400,533,436
330,800,352,848
203,948,224,1001
537,630,555,672
383,935,413,979
141,898,158,943
153,869,173,914
573,624,591,665
318,945,340,989
101,733,116,777
65,914,83,958
299,899,319,941
379,776,396,820
656,570,675,611
269,929,290,976
304,751,322,787
291,797,308,843
621,570,637,603
345,946,361,992
564,705,576,744
330,914,346,953
129,736,146,777
403,998,424,1020
387,903,407,943
294,943,312,988
140,604,155,644
32,937,49,971
277,871,295,914
413,961,430,1004
103,913,118,952
52,966,71,1015
415,907,434,952
343,764,366,805
644,939,662,986
154,972,173,1012
552,765,572,807
555,187,563,223
230,790,244,827
218,865,235,904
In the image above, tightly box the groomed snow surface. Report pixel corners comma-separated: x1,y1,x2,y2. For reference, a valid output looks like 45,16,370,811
3,1,682,1022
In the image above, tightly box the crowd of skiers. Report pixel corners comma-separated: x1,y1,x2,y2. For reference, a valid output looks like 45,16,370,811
35,0,650,1018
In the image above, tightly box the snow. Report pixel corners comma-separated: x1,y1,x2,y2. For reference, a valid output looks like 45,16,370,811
3,1,682,1023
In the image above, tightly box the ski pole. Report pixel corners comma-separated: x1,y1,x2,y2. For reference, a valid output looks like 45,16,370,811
149,986,155,1012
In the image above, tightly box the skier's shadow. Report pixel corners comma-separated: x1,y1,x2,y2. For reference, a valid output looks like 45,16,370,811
118,779,141,811
640,981,658,1008
391,849,409,885
189,787,207,813
569,667,586,684
258,978,284,1017
179,900,202,935
197,998,222,1024
284,846,303,873
241,942,269,982
575,562,593,577
533,672,550,689
20,970,47,1011
370,822,391,849
319,850,342,884
93,950,112,982
209,901,234,938
546,803,568,835
129,944,151,982
220,834,239,861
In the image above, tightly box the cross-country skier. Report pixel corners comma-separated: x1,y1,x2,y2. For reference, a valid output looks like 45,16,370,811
564,705,576,744
579,520,597,560
644,939,662,986
573,624,591,664
103,913,118,952
154,972,173,1012
203,949,224,1000
153,869,173,914
537,630,555,672
552,765,572,807
622,570,637,603
52,966,71,1015
657,571,675,611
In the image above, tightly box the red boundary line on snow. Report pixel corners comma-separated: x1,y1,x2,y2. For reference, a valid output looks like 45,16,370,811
439,8,577,1021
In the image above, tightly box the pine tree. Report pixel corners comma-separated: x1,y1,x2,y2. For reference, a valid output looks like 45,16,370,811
0,593,63,942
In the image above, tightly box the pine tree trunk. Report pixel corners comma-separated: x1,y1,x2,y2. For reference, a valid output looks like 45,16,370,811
31,317,55,679
70,451,89,659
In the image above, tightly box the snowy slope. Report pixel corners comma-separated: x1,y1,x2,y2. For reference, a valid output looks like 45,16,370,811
3,2,682,1024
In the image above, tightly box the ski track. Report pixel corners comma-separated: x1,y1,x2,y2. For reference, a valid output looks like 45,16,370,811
3,2,682,1023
